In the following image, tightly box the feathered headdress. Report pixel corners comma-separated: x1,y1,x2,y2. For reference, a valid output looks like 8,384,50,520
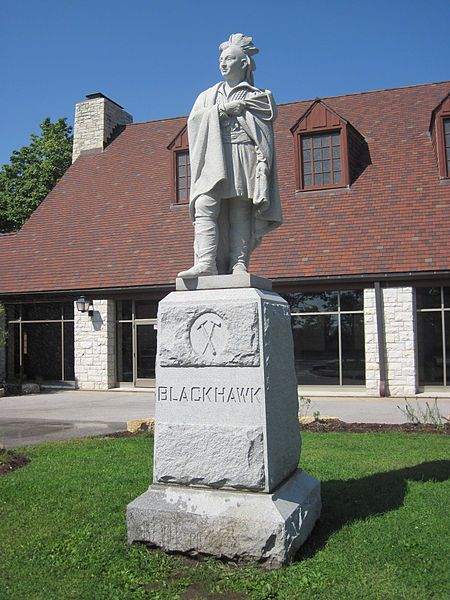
219,33,259,85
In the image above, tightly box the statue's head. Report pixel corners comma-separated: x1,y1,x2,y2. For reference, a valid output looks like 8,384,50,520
219,34,259,86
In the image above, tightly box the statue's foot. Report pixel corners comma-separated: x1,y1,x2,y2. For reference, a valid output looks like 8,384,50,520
232,263,248,275
177,263,218,279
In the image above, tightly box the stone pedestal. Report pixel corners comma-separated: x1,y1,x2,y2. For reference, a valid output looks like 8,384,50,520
127,275,321,567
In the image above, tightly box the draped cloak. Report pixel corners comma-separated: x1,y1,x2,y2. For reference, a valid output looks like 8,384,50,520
187,82,282,266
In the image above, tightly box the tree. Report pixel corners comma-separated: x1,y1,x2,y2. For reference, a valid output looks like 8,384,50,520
0,118,73,232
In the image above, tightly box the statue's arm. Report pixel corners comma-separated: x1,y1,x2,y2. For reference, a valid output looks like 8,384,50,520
187,90,219,150
243,90,277,122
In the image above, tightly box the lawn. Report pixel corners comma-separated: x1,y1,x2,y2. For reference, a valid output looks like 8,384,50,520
0,432,449,600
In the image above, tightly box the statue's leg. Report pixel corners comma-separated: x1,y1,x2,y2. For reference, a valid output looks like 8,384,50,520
228,197,252,274
177,194,220,279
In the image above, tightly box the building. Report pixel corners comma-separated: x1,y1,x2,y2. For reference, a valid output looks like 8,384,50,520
0,82,449,396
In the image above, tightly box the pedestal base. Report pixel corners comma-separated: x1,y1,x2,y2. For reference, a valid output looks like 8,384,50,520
127,469,321,569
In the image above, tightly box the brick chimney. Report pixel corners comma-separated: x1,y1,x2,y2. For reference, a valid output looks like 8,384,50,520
72,93,133,162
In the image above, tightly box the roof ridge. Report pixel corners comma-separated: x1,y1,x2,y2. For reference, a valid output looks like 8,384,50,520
271,80,450,107
127,80,450,127
127,114,189,127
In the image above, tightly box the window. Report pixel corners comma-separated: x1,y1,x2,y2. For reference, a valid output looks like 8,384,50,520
291,100,357,191
282,290,365,386
430,94,450,179
6,302,74,382
168,124,191,204
175,151,191,203
444,118,450,177
301,131,341,187
416,287,450,387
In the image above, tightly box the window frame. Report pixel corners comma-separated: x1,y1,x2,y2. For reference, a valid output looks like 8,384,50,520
283,289,365,387
168,124,191,205
439,117,450,179
416,286,450,388
430,95,450,180
173,149,191,205
6,302,75,383
295,124,350,192
116,299,159,387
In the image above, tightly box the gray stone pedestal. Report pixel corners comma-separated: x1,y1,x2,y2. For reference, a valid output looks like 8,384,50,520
127,275,321,567
127,469,320,569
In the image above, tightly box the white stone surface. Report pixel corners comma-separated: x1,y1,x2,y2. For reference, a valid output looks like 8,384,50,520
127,469,321,569
263,299,303,489
154,423,265,489
178,34,282,278
154,287,301,493
176,273,272,291
158,298,260,367
72,95,133,162
382,286,417,396
364,286,418,397
364,288,380,395
0,311,5,381
20,383,40,395
74,300,116,390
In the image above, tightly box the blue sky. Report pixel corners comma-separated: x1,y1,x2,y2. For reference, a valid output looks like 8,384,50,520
1,0,449,166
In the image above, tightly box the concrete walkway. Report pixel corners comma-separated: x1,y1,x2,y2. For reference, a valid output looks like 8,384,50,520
0,389,449,448
0,390,155,448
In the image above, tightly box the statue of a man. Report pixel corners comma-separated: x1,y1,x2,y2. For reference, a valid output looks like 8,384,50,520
178,33,282,279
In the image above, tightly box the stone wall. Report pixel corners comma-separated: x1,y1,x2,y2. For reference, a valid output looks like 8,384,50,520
72,94,133,162
382,286,417,396
363,288,380,395
364,286,418,396
74,300,116,389
0,309,5,381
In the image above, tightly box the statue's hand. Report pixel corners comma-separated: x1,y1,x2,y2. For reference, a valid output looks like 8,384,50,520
256,161,269,178
254,161,270,213
223,101,246,116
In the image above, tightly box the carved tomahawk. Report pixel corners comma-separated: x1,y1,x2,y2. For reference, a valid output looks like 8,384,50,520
197,318,222,355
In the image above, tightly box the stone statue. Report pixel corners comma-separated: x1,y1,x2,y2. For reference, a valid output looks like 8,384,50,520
177,33,282,279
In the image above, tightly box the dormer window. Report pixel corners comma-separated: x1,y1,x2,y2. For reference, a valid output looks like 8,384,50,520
175,151,191,203
168,124,191,204
444,118,450,177
429,94,450,179
301,131,342,188
291,99,368,192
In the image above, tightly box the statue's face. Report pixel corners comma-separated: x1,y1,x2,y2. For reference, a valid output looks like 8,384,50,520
219,47,247,83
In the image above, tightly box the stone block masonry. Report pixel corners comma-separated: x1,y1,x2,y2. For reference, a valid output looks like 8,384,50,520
0,311,5,381
363,286,417,396
127,278,321,567
382,287,417,396
72,94,133,162
364,288,380,395
153,286,301,493
74,299,116,390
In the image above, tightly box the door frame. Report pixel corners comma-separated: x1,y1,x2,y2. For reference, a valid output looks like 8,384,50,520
134,319,157,387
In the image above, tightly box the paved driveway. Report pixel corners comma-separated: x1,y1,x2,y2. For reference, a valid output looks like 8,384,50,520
0,389,448,448
0,390,155,447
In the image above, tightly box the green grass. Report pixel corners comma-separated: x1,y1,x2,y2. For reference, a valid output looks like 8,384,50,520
0,432,449,600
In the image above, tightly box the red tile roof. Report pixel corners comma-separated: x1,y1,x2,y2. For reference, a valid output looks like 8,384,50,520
1,81,449,296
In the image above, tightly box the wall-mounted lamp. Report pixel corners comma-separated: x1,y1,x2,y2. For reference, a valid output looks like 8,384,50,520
76,296,94,317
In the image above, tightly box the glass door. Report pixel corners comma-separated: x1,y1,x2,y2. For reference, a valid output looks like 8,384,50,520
135,322,157,387
116,300,160,388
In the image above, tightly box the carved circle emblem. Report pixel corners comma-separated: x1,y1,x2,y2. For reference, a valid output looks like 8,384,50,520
190,312,227,358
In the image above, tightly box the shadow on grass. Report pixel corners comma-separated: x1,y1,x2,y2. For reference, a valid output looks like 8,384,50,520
297,460,450,560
